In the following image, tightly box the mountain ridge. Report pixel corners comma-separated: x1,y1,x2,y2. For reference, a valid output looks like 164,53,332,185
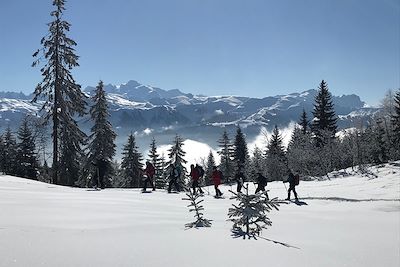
0,79,379,150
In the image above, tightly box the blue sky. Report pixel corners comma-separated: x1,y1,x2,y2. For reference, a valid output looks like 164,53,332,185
0,0,399,105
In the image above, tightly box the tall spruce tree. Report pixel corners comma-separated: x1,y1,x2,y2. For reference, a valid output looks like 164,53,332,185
87,80,116,188
32,0,86,184
374,119,389,163
2,127,18,176
148,137,163,188
311,80,338,146
120,134,143,188
58,127,85,186
265,125,287,181
233,126,249,178
205,150,216,186
217,129,234,183
0,134,4,174
391,90,400,159
16,118,39,180
299,108,309,134
157,153,168,189
168,134,187,189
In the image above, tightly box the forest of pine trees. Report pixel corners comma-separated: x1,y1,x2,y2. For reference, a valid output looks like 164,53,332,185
1,0,399,190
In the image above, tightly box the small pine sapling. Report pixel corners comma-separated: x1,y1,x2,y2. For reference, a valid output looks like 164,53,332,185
182,191,212,229
228,184,282,239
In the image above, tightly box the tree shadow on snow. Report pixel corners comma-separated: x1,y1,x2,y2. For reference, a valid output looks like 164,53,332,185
231,229,300,249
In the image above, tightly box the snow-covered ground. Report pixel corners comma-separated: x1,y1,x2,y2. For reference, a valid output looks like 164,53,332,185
1,163,399,267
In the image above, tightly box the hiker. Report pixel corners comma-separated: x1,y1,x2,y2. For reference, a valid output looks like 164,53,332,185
284,170,298,201
235,171,245,193
255,172,268,196
143,161,156,192
211,166,223,197
196,163,205,183
167,163,180,193
190,164,203,195
92,159,107,189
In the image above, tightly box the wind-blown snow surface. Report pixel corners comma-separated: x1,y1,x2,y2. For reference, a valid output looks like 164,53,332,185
1,163,399,267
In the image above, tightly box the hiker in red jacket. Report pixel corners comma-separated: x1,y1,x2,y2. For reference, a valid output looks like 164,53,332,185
211,166,223,197
190,164,204,195
143,161,156,192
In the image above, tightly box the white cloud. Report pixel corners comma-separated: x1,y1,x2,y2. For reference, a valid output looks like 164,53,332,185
214,109,224,115
247,122,297,153
143,128,153,135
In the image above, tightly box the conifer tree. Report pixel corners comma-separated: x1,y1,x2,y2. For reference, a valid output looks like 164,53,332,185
157,153,168,189
286,126,318,176
391,90,400,159
87,80,116,188
183,191,212,229
299,108,309,134
120,134,143,188
148,137,163,188
228,185,281,239
32,0,86,184
168,134,187,189
233,126,249,178
58,127,85,186
265,125,287,181
217,129,234,183
249,146,264,181
205,150,216,186
16,118,39,180
311,80,338,146
2,127,18,176
0,134,4,174
374,120,389,163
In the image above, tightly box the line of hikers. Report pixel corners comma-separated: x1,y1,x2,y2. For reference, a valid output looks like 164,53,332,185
140,161,300,201
95,161,300,201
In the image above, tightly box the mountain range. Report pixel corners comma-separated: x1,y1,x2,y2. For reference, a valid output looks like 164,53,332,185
0,80,380,150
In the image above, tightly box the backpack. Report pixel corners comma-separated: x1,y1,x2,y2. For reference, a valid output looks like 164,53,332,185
198,166,205,177
294,174,300,186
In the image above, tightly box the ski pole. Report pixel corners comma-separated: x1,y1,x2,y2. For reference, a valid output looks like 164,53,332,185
283,181,288,191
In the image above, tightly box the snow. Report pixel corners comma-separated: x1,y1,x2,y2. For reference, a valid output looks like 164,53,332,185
107,94,151,109
0,163,399,267
0,98,39,113
212,96,243,106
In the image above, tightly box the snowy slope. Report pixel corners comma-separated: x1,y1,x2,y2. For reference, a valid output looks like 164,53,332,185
1,163,399,267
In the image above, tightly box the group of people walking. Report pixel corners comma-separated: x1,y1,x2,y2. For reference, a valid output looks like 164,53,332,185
140,161,300,201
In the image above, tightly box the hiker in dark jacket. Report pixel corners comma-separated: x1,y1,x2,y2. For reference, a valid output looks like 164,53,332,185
211,166,223,197
255,172,268,194
143,161,156,192
167,163,180,193
235,171,245,193
284,171,298,201
92,159,107,189
190,164,203,195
